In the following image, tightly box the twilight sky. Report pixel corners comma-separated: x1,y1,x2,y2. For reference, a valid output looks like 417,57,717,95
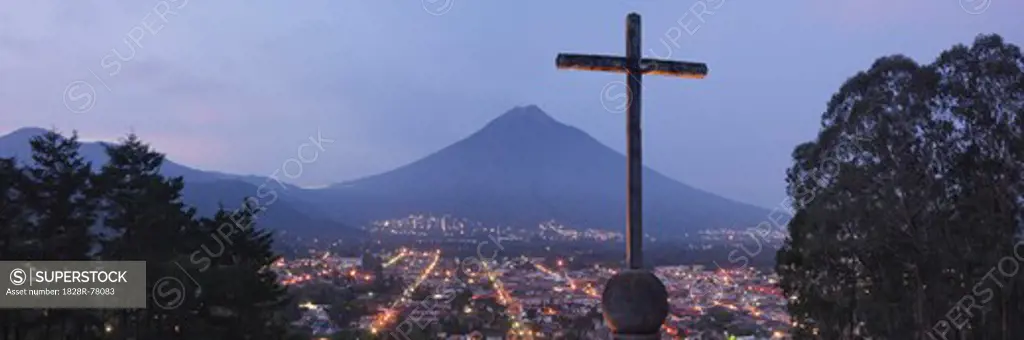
0,0,1020,208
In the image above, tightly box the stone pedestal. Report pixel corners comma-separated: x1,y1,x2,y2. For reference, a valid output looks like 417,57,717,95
601,269,669,340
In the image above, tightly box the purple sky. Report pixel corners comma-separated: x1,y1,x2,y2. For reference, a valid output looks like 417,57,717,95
0,0,1020,207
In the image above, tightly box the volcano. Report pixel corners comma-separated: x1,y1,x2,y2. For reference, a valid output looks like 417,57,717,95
316,105,769,235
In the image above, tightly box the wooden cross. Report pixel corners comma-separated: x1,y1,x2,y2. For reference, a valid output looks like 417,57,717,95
556,13,708,270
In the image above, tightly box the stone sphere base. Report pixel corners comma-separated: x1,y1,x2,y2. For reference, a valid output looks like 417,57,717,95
601,269,669,337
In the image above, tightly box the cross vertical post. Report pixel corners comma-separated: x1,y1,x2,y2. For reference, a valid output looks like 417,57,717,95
624,13,643,270
556,11,709,339
557,13,707,271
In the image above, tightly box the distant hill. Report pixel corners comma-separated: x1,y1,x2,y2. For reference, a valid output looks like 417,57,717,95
0,127,357,239
311,105,770,236
1,106,771,238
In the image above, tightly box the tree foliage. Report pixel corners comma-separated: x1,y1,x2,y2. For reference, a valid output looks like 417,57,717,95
0,130,290,339
777,34,1024,339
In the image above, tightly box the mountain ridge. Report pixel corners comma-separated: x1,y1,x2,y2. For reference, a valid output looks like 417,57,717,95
1,106,771,237
0,127,356,238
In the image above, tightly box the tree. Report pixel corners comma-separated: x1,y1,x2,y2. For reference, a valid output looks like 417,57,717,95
21,130,98,260
94,134,199,338
777,34,1024,339
0,157,30,340
19,130,100,339
190,205,290,340
96,134,193,261
0,131,294,339
0,157,28,259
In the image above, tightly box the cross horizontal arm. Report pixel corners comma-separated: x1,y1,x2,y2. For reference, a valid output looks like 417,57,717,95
640,59,708,79
556,54,627,73
557,53,709,79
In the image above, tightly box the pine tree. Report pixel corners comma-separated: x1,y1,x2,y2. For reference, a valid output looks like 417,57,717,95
21,130,98,260
19,130,100,339
96,134,192,261
94,134,199,339
189,205,289,340
0,157,29,340
0,131,296,339
0,157,28,261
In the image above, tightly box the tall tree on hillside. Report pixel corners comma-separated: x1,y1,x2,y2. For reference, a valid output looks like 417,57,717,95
228,206,290,338
185,205,289,340
96,134,194,261
94,134,201,338
21,130,98,260
777,34,1024,339
19,130,100,339
0,157,29,340
0,157,28,258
